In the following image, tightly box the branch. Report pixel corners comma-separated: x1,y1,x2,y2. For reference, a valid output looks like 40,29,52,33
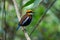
29,0,56,36
12,0,31,40
22,27,31,40
12,0,21,21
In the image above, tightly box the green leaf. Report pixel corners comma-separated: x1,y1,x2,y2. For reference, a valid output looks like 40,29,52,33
32,0,42,9
22,0,35,8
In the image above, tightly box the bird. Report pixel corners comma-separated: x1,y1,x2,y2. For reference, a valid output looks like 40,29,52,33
16,10,33,30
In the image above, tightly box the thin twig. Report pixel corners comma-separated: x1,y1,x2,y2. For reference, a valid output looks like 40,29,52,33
12,0,31,40
29,0,56,36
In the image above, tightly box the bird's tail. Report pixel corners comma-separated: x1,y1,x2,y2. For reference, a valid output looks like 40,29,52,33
16,23,21,31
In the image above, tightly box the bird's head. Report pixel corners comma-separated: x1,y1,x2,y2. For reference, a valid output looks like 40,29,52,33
26,10,33,16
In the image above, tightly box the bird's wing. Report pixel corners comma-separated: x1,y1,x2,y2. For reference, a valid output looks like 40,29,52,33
20,14,28,24
22,17,29,24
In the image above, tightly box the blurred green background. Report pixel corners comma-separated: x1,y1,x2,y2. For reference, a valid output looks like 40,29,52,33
0,0,60,40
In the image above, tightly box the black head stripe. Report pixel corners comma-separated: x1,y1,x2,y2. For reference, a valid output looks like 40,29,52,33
26,11,33,13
